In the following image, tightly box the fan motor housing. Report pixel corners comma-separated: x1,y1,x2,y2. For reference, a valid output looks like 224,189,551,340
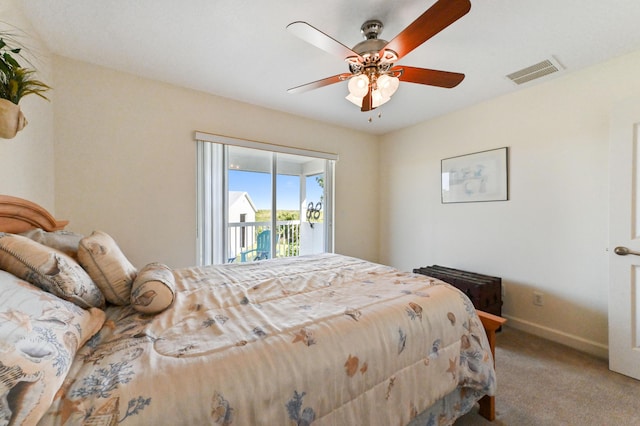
353,19,388,60
353,38,388,58
350,20,396,73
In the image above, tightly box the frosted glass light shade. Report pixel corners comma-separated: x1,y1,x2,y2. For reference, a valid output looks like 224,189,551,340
377,74,400,98
345,90,391,108
346,93,364,106
347,74,369,97
372,90,391,107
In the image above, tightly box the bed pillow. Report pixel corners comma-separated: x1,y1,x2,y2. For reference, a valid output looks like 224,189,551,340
0,269,106,425
19,228,84,259
77,231,137,305
0,233,105,309
131,262,176,314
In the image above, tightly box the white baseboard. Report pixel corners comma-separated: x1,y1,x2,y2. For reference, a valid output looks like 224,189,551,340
503,314,609,360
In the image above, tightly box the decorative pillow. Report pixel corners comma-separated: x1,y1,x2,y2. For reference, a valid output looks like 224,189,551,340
0,233,105,309
131,262,176,314
19,228,84,259
0,269,106,425
77,231,137,305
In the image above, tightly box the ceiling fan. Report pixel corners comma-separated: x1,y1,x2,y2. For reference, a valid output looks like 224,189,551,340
287,0,471,112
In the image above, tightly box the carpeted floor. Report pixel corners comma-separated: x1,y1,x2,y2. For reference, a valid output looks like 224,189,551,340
454,327,640,425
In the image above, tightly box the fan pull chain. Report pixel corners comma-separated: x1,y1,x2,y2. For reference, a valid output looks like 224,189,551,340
367,111,383,123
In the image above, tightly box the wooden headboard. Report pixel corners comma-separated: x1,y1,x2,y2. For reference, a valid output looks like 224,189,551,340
0,195,68,233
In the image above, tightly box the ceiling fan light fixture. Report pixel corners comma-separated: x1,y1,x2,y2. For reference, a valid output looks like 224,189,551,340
377,74,400,98
372,90,391,108
345,88,391,109
347,74,370,97
347,73,397,109
345,93,364,107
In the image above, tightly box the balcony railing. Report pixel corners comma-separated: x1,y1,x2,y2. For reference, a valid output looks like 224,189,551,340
227,220,301,263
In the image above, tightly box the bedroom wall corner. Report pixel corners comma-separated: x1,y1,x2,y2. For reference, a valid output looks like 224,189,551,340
379,49,640,357
0,0,55,211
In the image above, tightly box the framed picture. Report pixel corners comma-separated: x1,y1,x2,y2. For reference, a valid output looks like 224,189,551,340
441,147,508,203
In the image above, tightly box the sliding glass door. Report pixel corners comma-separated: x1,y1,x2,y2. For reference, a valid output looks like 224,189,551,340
196,133,336,265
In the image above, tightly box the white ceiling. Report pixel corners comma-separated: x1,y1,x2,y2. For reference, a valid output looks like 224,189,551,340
16,0,640,135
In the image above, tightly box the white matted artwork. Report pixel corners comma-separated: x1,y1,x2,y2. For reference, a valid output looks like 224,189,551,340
441,147,508,203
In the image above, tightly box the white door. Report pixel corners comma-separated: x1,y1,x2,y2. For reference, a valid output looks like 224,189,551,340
609,97,640,380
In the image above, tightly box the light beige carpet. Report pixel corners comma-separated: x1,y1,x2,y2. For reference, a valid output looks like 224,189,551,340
454,327,640,425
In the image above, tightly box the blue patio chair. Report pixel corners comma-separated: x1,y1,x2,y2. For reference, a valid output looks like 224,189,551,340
240,229,273,262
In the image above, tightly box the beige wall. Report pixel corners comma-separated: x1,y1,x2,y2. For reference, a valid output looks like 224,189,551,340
52,56,379,268
379,49,640,358
0,1,55,211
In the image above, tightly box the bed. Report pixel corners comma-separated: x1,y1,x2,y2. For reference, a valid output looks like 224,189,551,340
0,194,504,425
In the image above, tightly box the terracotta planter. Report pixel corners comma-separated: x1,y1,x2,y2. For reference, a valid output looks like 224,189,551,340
0,99,27,139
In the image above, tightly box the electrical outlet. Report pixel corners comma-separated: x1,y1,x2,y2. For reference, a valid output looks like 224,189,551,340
533,291,544,306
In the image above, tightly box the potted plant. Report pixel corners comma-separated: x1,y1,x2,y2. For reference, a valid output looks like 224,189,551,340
0,35,51,139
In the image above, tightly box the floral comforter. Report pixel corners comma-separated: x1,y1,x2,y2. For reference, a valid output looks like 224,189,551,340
40,254,496,425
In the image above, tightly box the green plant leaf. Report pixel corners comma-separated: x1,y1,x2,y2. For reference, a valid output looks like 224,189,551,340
3,52,20,68
0,59,10,75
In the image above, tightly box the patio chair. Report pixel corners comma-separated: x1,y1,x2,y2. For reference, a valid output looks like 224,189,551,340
240,229,274,262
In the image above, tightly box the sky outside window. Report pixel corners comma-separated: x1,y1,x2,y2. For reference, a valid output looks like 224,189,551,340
229,170,323,210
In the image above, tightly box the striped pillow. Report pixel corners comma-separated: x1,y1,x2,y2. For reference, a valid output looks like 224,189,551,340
77,231,137,305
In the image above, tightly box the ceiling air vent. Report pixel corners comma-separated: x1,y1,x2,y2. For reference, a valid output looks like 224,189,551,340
506,58,563,85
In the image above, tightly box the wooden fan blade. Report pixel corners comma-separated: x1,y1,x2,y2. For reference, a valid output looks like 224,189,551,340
395,66,465,88
361,85,374,112
287,21,363,61
380,0,471,61
287,73,350,94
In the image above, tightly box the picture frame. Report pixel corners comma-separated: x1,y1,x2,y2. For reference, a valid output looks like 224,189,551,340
441,147,508,203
